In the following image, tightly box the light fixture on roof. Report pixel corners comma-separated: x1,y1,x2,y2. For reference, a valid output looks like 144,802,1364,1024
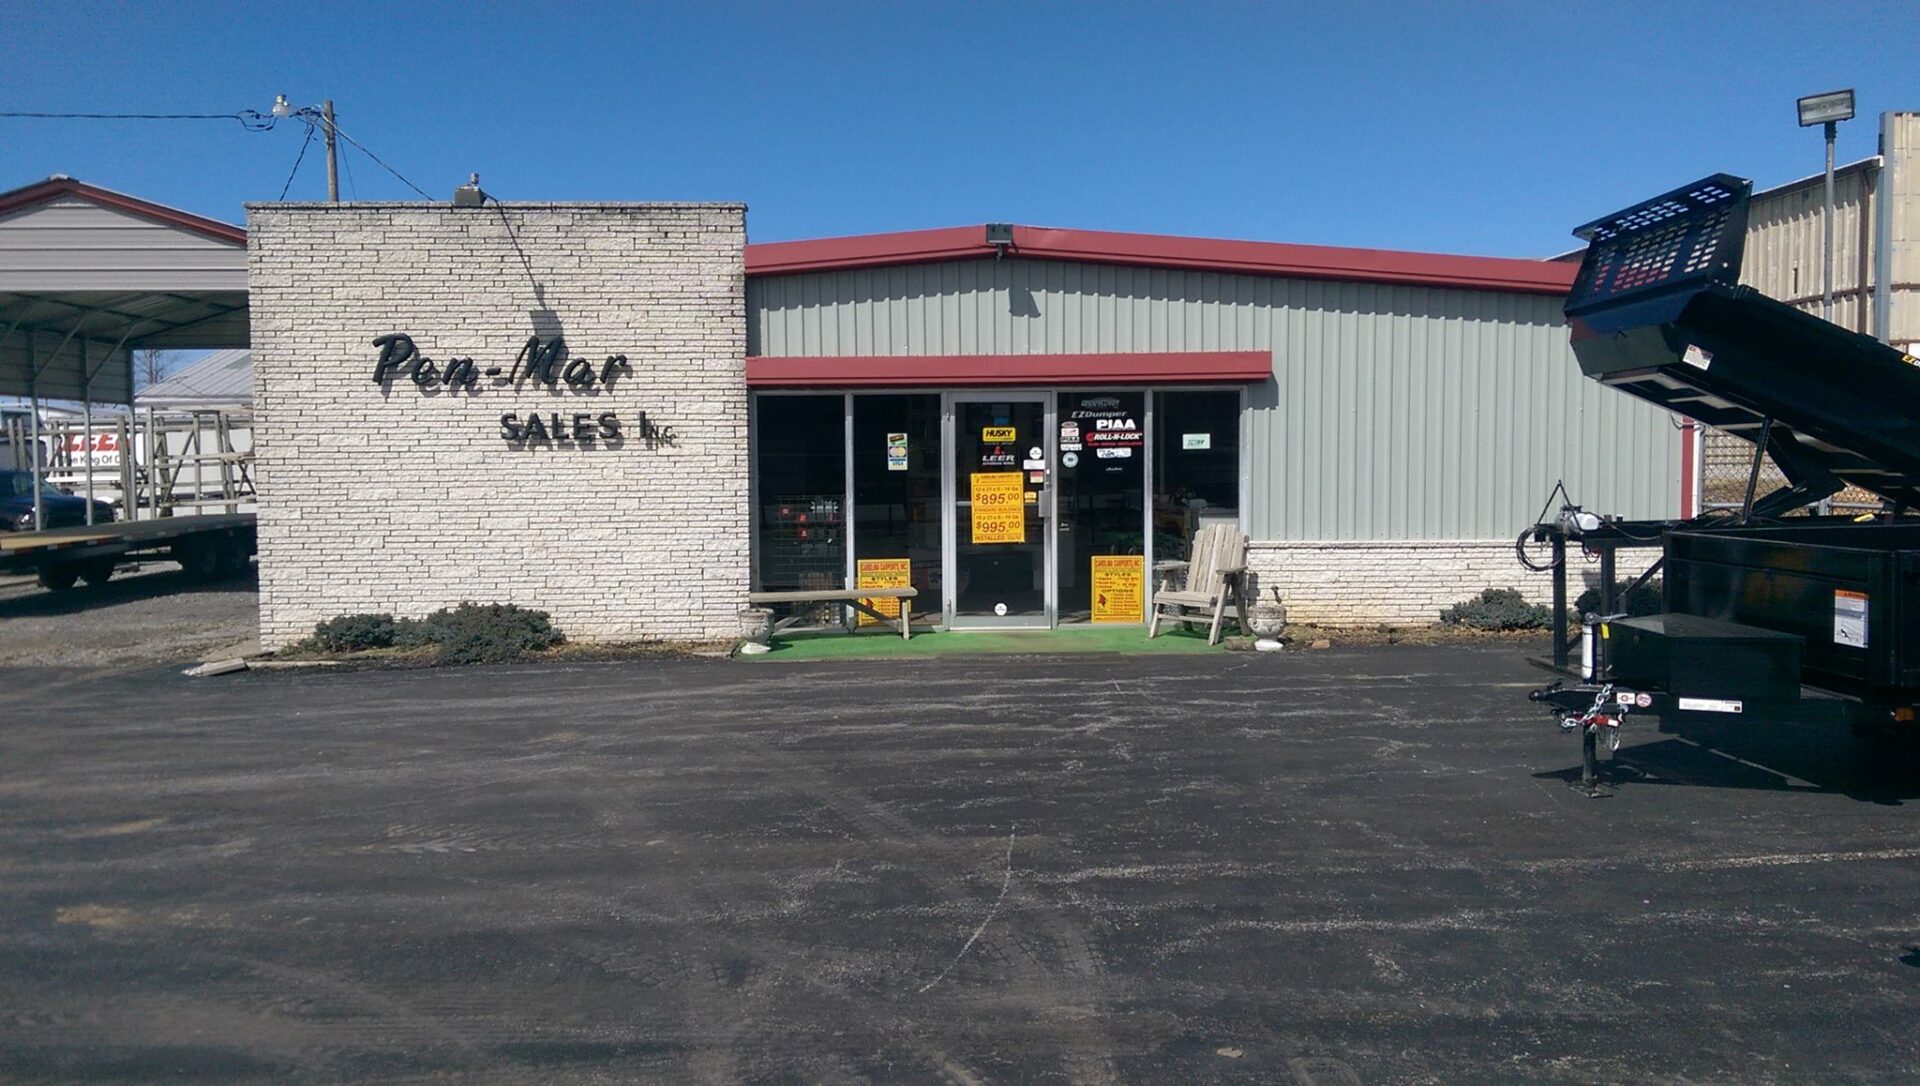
986,223,1014,260
453,173,487,208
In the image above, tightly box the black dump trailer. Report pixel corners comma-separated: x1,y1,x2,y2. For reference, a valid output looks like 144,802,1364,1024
1526,173,1920,785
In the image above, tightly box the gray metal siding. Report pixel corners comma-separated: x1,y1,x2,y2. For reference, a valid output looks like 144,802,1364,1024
0,196,247,292
749,258,1680,541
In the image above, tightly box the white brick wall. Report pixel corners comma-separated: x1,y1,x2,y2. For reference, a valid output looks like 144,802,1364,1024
246,202,747,649
1245,539,1661,628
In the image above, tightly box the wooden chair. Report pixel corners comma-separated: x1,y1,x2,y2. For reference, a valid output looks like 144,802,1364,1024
1147,523,1251,645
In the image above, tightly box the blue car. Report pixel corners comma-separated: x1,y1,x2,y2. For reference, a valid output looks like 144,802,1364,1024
1,469,115,533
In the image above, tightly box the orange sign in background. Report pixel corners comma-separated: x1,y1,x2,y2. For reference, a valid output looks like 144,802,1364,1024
1091,555,1145,623
970,472,1026,544
855,558,912,626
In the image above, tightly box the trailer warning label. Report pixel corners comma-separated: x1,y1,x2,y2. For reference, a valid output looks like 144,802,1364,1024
1834,589,1869,648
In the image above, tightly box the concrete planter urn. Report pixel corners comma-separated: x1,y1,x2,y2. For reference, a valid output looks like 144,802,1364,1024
738,607,775,646
1248,591,1289,641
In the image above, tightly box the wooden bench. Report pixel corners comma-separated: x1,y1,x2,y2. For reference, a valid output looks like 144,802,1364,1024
747,588,919,641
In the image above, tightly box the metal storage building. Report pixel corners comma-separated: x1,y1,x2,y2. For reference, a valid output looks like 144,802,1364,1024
745,228,1680,627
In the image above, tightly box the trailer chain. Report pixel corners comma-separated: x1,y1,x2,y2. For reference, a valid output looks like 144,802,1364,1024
1560,683,1626,752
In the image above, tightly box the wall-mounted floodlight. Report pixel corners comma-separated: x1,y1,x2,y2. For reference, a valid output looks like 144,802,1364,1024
1796,89,1855,127
986,223,1014,260
453,172,487,207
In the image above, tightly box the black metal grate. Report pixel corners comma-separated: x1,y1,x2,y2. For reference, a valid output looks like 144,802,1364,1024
1567,174,1750,318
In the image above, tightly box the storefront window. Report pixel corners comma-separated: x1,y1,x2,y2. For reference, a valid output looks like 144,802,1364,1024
1153,390,1241,562
1058,391,1146,623
753,394,846,622
852,394,941,627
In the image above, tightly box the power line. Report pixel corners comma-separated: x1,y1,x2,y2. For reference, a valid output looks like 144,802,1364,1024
328,122,433,200
6,104,437,202
340,134,359,199
0,109,277,130
279,121,318,200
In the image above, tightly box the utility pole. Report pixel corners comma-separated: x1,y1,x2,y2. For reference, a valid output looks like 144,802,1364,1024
323,99,339,202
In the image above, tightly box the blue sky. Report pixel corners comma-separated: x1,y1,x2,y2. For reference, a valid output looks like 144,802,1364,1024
2,1,1913,257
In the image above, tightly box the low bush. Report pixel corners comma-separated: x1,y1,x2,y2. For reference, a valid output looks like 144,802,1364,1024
299,603,564,665
400,602,565,666
310,612,398,652
1439,588,1553,631
1575,579,1663,619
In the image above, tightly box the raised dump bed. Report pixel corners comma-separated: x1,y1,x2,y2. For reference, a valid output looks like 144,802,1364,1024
1529,173,1920,780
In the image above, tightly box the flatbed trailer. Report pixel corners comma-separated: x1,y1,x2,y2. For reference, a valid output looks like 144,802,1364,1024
0,513,255,591
1524,173,1920,789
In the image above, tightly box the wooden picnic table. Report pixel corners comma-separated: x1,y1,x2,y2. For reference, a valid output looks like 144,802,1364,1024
747,587,918,641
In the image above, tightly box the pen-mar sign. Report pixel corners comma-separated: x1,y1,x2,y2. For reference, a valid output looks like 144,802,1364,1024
970,472,1025,544
368,332,674,446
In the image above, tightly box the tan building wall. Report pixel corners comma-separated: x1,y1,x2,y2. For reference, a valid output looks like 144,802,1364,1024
246,202,748,648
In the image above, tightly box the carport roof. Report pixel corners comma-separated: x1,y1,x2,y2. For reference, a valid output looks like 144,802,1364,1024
0,176,248,404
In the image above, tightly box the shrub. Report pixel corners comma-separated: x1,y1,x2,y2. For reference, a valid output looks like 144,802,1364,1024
1575,579,1663,619
1439,588,1553,631
402,602,565,666
310,612,398,652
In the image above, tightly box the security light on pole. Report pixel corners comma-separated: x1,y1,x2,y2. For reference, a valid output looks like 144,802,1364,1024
272,94,340,203
1796,88,1854,325
1796,89,1855,127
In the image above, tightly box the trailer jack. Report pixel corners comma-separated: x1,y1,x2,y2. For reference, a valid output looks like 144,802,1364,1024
1533,682,1627,797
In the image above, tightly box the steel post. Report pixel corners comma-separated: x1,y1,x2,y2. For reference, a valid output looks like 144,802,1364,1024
1599,545,1617,617
1822,120,1837,323
81,340,94,525
26,336,42,531
1551,532,1569,669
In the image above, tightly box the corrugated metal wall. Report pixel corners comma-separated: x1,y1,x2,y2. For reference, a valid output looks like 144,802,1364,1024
1741,164,1876,334
1737,113,1920,349
749,259,1680,541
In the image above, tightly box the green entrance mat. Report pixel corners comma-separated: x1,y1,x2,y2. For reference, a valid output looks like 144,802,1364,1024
740,624,1229,661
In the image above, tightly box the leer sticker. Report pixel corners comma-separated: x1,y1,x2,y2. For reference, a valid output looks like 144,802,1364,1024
1678,697,1743,714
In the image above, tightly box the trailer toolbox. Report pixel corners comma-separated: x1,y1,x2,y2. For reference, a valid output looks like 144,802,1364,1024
1608,613,1803,702
1665,523,1920,702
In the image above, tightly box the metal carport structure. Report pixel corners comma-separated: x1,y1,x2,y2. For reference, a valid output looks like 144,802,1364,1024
0,175,248,527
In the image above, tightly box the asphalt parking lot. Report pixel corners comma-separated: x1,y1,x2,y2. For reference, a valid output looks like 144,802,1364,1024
4,646,1919,1084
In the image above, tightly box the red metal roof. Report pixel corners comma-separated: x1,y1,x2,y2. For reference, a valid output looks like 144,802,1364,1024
746,224,1576,295
0,176,1573,295
0,176,248,246
746,351,1272,389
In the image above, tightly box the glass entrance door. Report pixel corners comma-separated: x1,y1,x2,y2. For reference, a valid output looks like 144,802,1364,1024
947,393,1051,628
